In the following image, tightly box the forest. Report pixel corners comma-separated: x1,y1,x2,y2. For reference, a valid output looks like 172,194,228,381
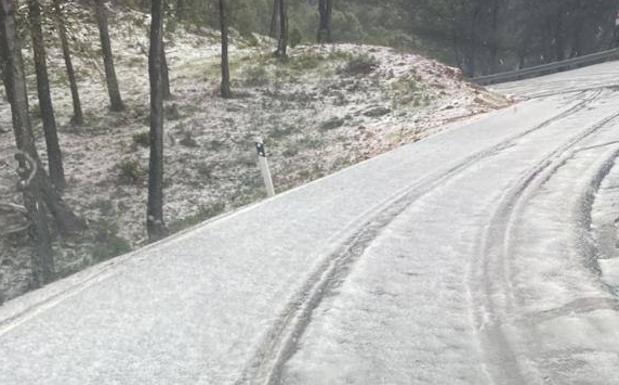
160,0,619,75
0,0,616,301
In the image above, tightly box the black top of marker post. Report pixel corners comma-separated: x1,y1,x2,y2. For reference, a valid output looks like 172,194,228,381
255,142,266,157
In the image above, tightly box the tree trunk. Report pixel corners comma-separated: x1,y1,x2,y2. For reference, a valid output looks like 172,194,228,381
461,4,482,76
219,0,231,98
269,0,279,38
553,19,565,62
276,0,287,58
176,0,184,20
17,152,55,286
568,2,586,58
161,40,171,99
38,174,84,235
29,0,65,191
613,0,619,48
317,0,332,43
93,0,124,111
53,0,83,126
1,0,83,238
147,0,167,242
488,0,499,73
1,0,54,286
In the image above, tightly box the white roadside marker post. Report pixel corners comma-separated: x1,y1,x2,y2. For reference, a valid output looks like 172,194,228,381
255,138,275,198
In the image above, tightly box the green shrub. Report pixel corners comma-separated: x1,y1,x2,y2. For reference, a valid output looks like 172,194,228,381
340,53,379,76
165,103,182,120
179,131,199,147
196,161,213,179
243,33,260,48
132,131,150,148
92,198,114,216
320,117,345,131
288,54,322,71
243,65,270,87
91,219,132,263
117,158,146,185
230,187,265,208
30,103,41,120
290,28,303,48
282,145,300,158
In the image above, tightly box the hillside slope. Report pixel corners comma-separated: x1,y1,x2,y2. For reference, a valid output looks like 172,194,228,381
0,5,508,302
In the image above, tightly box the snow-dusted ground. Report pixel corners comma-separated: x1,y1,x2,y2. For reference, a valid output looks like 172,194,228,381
2,61,619,384
0,5,505,301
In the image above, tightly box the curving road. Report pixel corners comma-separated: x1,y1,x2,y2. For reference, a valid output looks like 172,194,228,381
2,62,619,385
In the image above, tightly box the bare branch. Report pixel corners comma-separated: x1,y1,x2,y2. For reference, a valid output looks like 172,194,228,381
0,202,27,214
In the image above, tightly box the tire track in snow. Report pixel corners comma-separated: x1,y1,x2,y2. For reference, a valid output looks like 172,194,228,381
236,90,604,385
471,101,619,385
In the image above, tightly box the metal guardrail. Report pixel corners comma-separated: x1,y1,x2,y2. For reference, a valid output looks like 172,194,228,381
471,48,619,85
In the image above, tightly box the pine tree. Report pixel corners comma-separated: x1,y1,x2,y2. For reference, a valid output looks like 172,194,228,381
219,0,231,97
53,0,83,125
29,0,65,190
269,0,279,38
147,0,168,242
275,0,287,58
317,0,333,43
161,41,171,99
1,2,83,238
2,0,56,286
94,0,124,111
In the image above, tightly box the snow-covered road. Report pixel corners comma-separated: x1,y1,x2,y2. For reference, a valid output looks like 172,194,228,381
2,63,619,384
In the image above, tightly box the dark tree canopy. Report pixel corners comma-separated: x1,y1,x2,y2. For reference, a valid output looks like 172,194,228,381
410,0,617,76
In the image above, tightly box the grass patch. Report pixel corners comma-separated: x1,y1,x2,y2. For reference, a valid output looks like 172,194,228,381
132,130,150,148
290,28,303,48
230,187,266,208
339,53,379,76
90,219,132,263
267,124,295,139
117,158,147,185
390,76,433,108
282,145,301,158
288,54,322,71
243,65,270,87
30,103,42,121
169,202,226,232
